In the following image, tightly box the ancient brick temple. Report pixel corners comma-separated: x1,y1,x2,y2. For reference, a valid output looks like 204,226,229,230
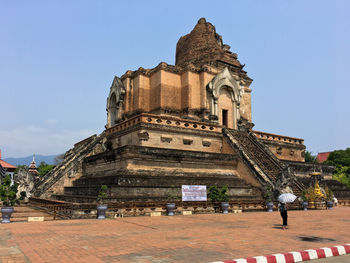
35,18,343,203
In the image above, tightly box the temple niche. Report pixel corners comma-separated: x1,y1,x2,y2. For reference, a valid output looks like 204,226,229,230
34,18,345,206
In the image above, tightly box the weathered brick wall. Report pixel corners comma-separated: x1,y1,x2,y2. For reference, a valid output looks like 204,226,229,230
176,18,241,68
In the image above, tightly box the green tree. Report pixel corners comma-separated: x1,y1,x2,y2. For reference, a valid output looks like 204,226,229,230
304,151,317,163
37,162,55,177
0,175,19,206
325,148,350,167
325,148,350,189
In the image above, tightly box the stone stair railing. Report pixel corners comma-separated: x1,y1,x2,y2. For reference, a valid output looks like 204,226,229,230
33,133,104,197
223,128,304,195
223,128,283,184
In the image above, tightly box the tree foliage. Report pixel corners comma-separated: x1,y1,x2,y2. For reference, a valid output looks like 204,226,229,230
325,148,350,167
0,175,19,206
325,148,350,189
304,151,317,163
37,162,55,177
207,186,229,202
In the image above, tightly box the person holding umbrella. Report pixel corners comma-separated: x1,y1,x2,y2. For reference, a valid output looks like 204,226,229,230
278,193,297,230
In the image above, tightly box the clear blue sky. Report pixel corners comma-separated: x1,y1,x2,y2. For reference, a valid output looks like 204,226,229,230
1,1,349,158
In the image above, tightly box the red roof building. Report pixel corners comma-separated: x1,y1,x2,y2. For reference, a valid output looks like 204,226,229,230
0,149,16,172
0,149,17,183
317,152,331,163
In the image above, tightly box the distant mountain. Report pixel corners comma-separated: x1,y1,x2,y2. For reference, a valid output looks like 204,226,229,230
3,154,61,166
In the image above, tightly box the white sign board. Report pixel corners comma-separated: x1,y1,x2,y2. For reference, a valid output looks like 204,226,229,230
182,185,207,201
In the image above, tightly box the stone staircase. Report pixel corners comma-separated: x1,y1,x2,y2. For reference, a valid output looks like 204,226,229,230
223,128,304,196
33,133,103,198
290,179,304,197
0,205,54,223
224,128,283,183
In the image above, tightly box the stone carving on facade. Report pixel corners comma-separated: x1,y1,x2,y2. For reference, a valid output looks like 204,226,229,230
106,77,126,127
161,136,172,143
15,168,38,198
207,67,244,128
237,117,254,132
138,132,150,141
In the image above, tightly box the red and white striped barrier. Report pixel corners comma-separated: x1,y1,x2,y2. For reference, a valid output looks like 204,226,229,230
211,244,350,263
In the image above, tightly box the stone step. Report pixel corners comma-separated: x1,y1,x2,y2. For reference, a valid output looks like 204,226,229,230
72,175,247,188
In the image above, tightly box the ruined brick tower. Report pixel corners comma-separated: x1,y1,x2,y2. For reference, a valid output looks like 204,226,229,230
35,18,318,203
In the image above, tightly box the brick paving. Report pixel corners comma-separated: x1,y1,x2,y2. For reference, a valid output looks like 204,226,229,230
0,206,349,263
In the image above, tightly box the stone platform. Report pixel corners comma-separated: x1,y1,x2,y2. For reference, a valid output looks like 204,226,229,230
53,145,262,203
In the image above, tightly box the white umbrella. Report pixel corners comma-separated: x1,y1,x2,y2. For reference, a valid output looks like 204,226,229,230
278,193,297,203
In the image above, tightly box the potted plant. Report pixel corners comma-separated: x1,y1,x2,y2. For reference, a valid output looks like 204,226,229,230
0,175,19,223
325,186,334,209
166,194,177,216
96,185,108,219
264,185,274,212
300,190,309,211
208,186,230,214
218,186,229,214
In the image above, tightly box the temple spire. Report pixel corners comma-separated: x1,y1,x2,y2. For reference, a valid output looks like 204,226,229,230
29,153,39,176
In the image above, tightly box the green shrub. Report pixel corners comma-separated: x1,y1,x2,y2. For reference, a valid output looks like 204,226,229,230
208,186,229,202
263,184,273,202
97,185,108,204
300,189,308,202
0,176,19,206
324,186,334,201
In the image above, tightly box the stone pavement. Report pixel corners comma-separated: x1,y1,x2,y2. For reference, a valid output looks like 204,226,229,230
0,206,349,263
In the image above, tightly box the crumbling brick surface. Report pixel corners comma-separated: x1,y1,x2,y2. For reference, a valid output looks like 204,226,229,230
176,17,242,68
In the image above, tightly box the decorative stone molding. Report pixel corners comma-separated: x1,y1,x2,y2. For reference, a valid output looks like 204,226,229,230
105,113,221,137
138,132,149,141
254,130,304,145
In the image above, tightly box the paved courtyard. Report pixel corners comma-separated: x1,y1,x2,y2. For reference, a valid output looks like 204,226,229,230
0,206,349,263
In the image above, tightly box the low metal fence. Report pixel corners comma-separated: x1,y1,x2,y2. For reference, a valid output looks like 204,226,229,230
29,197,340,220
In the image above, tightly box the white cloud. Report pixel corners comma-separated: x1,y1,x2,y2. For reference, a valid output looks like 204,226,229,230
0,125,97,157
45,118,59,125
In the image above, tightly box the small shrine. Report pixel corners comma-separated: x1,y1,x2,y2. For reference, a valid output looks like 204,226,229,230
28,154,39,176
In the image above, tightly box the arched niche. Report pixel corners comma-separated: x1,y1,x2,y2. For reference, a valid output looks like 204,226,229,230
207,67,244,129
106,77,126,128
218,87,235,129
